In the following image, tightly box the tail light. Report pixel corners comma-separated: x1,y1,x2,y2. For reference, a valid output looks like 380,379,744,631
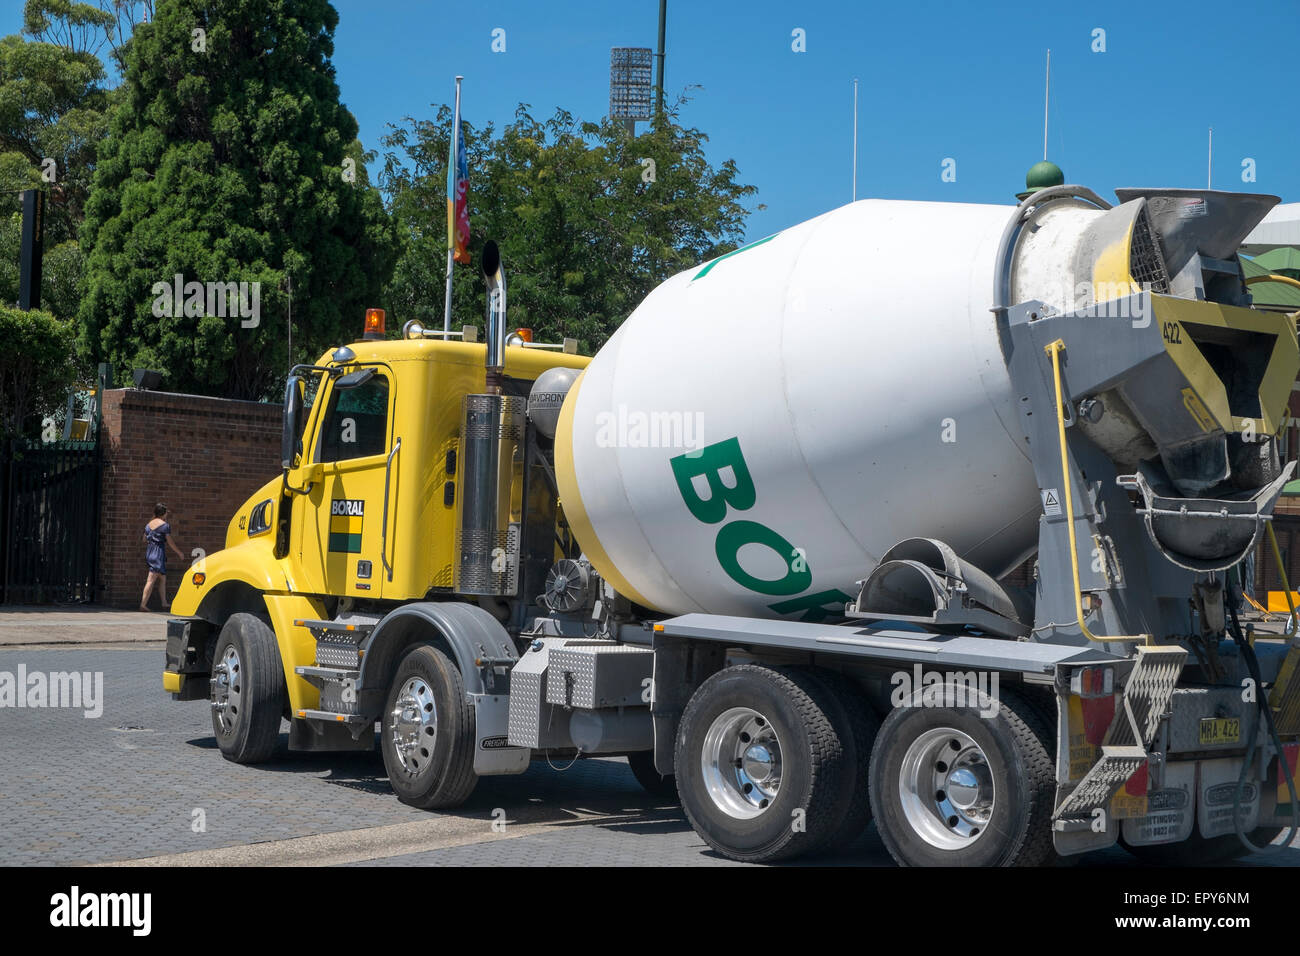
1070,665,1115,698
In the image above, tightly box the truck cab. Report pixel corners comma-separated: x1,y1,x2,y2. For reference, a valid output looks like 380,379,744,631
164,298,592,765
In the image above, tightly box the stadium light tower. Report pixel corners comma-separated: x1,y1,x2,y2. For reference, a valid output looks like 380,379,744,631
610,47,653,135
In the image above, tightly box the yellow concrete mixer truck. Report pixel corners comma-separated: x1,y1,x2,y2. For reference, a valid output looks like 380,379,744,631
163,179,1300,866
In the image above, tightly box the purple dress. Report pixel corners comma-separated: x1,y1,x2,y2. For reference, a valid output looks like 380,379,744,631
145,521,171,574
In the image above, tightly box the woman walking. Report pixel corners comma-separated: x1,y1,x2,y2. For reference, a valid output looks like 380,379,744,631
141,503,184,612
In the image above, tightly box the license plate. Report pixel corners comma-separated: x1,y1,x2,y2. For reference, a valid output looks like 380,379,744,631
1199,717,1241,745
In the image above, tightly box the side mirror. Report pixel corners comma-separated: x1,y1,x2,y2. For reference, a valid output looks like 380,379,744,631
281,375,303,471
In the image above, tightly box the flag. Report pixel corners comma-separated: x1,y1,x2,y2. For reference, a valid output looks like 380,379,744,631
447,106,470,265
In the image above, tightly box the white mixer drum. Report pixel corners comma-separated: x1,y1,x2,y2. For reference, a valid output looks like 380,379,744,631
555,198,1096,619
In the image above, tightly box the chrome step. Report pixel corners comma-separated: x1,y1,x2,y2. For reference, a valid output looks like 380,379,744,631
294,618,375,636
295,708,371,725
294,665,360,682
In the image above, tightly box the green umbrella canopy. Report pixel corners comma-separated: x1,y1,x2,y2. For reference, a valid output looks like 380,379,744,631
1253,247,1300,272
1242,255,1300,309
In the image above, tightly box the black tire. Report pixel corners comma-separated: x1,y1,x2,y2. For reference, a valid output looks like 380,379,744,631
802,669,880,852
210,613,286,764
1122,827,1287,865
381,644,478,809
675,664,852,863
627,751,678,800
869,685,1056,866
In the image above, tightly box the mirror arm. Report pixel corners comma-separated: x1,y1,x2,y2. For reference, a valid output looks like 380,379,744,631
280,470,314,496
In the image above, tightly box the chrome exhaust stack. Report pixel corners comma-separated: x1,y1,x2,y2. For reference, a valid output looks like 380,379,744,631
453,238,522,597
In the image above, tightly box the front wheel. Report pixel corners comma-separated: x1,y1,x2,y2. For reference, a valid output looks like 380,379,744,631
381,644,478,809
210,613,286,764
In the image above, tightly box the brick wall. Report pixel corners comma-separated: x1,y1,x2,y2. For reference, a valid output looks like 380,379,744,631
98,389,282,608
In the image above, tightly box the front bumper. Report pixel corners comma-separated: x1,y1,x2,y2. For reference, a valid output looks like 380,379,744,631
164,617,212,701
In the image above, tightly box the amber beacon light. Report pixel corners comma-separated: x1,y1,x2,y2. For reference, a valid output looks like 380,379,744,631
363,308,386,339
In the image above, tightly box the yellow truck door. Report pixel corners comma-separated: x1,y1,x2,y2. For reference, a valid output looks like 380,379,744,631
292,364,399,599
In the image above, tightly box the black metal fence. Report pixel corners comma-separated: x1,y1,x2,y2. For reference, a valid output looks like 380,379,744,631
2,439,101,603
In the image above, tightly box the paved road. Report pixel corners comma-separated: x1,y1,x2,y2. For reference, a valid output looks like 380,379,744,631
1,645,1297,867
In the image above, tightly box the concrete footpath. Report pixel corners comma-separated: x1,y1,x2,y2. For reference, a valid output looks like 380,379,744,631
0,605,167,647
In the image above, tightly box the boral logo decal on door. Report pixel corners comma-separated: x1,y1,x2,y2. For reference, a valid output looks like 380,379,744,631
329,499,365,553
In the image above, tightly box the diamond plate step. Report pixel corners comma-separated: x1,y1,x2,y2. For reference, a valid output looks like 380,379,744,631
1053,644,1185,820
1053,745,1147,822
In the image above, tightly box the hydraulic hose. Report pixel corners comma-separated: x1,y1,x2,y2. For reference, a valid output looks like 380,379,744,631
1226,602,1299,856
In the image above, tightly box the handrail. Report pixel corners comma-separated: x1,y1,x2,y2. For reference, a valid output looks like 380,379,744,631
1243,591,1277,621
991,185,1113,315
1045,338,1150,644
381,437,401,582
1245,273,1300,292
1265,520,1298,635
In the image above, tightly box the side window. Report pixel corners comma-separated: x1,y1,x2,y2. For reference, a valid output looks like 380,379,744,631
317,371,390,463
293,371,323,461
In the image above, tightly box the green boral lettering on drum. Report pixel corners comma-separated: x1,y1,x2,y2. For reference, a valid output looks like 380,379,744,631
670,437,850,622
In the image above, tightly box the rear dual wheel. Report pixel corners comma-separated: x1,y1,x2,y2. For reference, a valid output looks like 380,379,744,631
868,686,1057,866
676,665,1057,866
674,664,877,862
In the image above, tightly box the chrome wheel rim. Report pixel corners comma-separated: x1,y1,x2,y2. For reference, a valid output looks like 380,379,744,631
211,644,241,735
389,677,437,776
898,727,995,849
701,707,782,819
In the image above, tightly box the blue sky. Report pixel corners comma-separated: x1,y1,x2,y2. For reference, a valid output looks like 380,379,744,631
6,0,1299,241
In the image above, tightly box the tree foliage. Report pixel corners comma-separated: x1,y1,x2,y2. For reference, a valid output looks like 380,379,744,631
24,1,158,76
21,0,114,59
78,0,396,400
0,2,113,247
0,210,84,320
0,302,79,439
380,101,756,351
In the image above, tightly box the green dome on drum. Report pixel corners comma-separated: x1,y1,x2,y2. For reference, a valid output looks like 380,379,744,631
1017,161,1065,200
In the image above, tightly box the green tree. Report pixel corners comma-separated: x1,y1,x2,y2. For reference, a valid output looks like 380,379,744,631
0,209,85,320
92,0,155,76
380,100,755,351
0,2,113,247
79,0,395,400
0,302,79,439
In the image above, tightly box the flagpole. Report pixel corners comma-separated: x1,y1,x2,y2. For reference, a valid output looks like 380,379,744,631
1043,49,1050,161
444,75,463,340
1207,126,1213,190
852,77,858,202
